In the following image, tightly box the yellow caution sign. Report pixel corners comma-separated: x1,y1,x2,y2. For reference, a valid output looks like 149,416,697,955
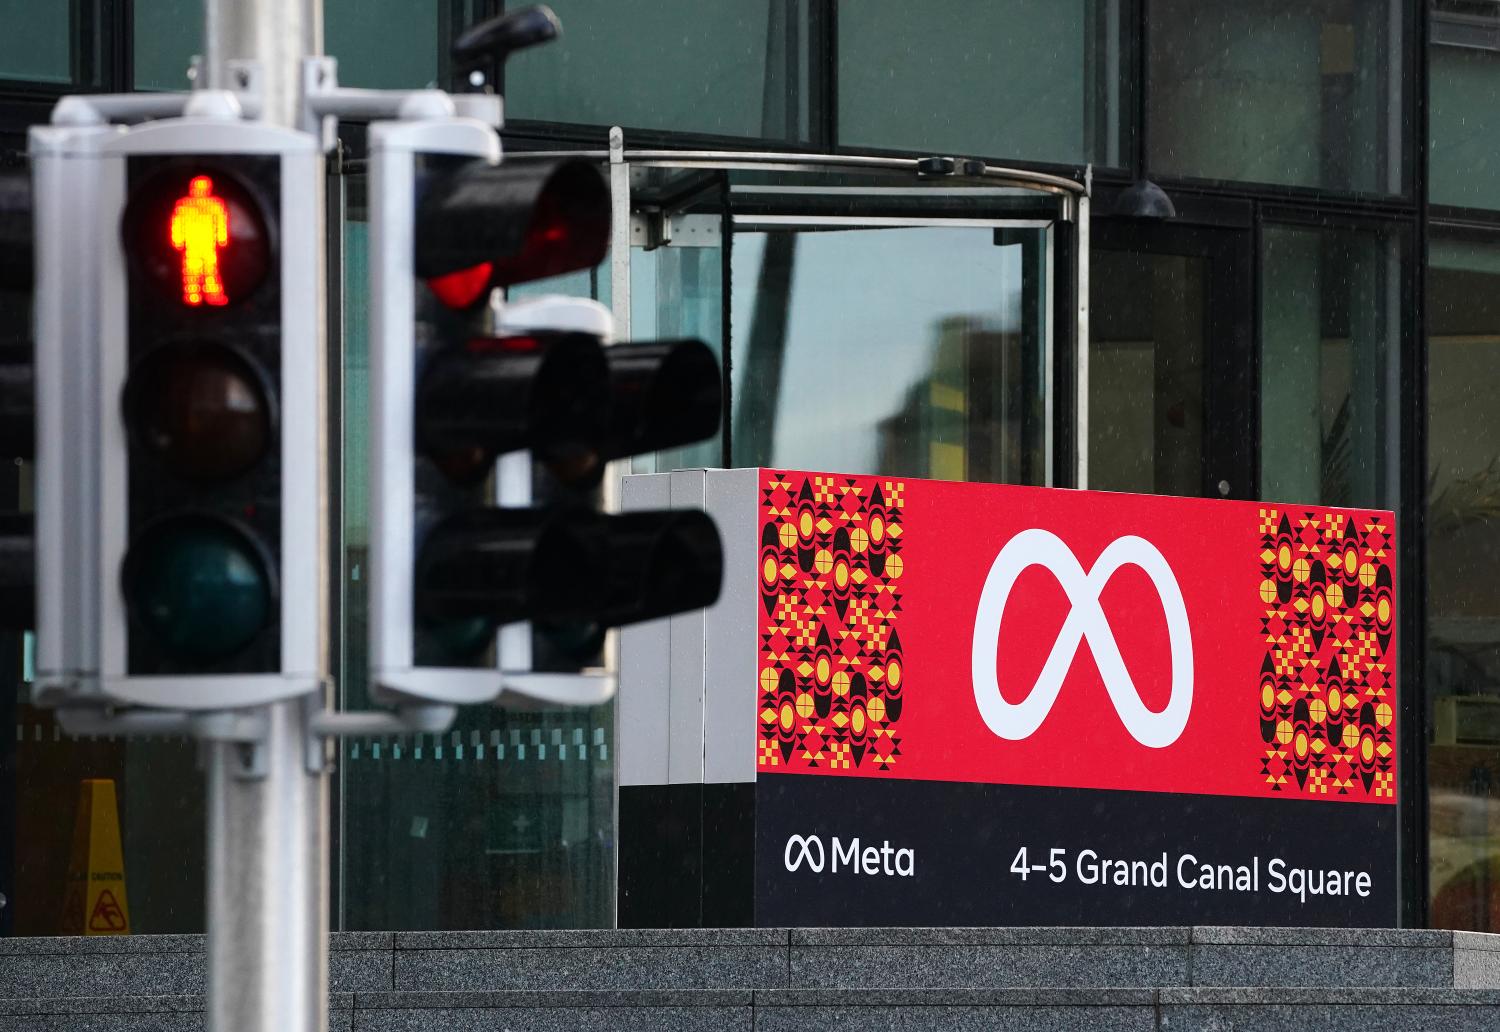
60,779,131,936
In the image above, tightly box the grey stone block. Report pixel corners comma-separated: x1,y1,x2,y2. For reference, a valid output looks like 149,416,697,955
393,944,787,991
354,1005,748,1031
790,927,1188,946
789,944,1188,988
332,933,394,951
352,990,752,1032
0,950,204,999
0,993,352,1032
1453,944,1500,989
1189,943,1452,988
331,949,392,993
0,935,203,956
1188,926,1451,947
1159,987,1500,1032
1453,930,1500,953
0,934,392,999
392,928,787,949
753,988,1156,1032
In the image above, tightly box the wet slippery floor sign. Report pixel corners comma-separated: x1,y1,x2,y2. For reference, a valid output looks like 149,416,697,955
61,779,131,935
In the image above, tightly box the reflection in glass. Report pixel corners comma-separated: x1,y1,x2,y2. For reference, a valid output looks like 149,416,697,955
1150,0,1403,194
134,0,200,90
0,3,72,84
1428,236,1500,932
1260,224,1400,510
325,0,446,90
1430,2,1500,210
839,0,1130,167
1088,250,1206,497
506,0,810,140
729,226,1047,485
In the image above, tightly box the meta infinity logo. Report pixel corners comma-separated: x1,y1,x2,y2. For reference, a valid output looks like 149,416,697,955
783,834,915,877
971,528,1194,748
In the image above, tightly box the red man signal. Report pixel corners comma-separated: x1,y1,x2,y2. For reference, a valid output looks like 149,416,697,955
170,175,230,307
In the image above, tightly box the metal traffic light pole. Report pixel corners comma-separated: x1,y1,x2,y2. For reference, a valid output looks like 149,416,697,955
202,0,329,1030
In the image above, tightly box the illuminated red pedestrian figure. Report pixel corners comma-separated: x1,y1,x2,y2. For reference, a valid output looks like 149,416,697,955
170,175,230,306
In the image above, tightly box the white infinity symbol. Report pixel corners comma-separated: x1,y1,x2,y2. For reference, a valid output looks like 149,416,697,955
970,529,1194,749
783,834,825,873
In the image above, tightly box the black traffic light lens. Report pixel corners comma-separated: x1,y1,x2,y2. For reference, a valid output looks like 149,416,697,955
415,159,608,287
490,162,609,287
124,343,273,480
603,509,724,626
123,516,272,662
122,167,272,308
417,333,608,486
603,339,722,460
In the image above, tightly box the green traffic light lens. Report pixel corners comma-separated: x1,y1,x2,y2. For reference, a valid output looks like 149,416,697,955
124,517,272,663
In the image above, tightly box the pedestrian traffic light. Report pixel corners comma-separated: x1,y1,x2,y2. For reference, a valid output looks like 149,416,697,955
95,117,324,708
367,117,724,708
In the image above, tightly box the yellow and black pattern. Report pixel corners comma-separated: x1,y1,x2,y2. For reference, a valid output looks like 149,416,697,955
1258,508,1396,799
758,472,904,773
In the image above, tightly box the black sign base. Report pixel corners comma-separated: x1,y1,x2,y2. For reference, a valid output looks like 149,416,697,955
618,775,1396,928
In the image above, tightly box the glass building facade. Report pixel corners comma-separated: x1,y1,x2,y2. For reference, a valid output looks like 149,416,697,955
0,0,1497,934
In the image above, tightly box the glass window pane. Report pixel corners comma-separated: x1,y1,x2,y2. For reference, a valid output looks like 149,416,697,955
729,224,1048,484
1430,3,1500,210
9,703,206,934
1427,234,1500,932
0,3,72,84
1088,250,1207,497
1259,223,1401,510
838,0,1129,167
325,0,443,90
1150,0,1404,194
505,0,811,140
135,0,200,90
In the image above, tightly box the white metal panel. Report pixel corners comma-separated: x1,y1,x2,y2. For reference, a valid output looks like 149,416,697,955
666,469,707,785
29,123,120,701
616,472,673,787
702,467,761,785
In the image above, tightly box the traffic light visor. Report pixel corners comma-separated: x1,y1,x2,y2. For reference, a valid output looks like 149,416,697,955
416,159,609,290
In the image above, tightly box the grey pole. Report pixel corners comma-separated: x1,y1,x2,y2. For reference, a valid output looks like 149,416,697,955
201,1,330,1031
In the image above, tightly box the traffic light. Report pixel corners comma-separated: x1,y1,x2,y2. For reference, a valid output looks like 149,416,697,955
95,118,323,708
367,100,724,708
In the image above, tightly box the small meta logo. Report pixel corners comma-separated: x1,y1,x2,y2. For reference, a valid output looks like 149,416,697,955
783,834,915,877
971,528,1194,749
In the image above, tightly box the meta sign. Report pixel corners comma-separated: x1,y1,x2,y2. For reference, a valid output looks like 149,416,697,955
617,469,1398,928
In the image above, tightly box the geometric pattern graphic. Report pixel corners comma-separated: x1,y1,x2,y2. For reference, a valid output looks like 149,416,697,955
758,471,904,774
1258,508,1397,800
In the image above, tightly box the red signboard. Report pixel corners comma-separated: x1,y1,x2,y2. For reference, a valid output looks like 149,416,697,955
756,470,1397,805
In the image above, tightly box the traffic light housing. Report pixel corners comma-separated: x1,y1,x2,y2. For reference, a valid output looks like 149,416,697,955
368,118,725,708
95,118,323,708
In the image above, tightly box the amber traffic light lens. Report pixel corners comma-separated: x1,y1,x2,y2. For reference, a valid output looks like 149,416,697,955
125,342,273,480
122,167,272,307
